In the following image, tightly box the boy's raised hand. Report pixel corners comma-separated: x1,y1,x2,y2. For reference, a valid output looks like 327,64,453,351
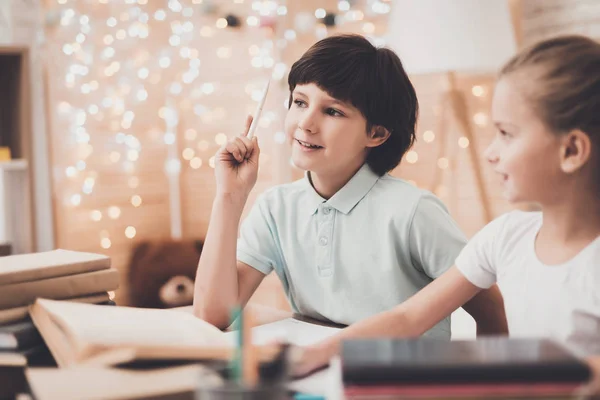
214,115,261,199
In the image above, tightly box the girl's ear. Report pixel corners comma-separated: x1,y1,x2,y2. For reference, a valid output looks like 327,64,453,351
560,129,592,174
366,125,391,148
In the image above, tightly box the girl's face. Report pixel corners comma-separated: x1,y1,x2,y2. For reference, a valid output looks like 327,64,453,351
485,77,566,205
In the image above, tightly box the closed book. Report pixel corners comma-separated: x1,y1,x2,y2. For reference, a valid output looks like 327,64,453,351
341,338,591,387
0,249,110,286
0,268,119,309
0,320,42,350
0,292,110,326
26,364,223,400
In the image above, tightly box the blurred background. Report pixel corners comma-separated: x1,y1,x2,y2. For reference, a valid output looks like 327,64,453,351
0,0,598,322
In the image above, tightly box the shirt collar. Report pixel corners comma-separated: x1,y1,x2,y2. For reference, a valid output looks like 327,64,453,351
303,163,380,215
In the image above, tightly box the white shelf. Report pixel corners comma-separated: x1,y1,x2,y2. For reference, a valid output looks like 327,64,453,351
0,159,28,171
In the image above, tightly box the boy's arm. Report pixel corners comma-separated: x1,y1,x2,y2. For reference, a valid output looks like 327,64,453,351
193,194,265,329
293,266,481,376
461,284,508,335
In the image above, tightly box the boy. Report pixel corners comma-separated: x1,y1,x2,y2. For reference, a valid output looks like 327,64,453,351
193,35,506,340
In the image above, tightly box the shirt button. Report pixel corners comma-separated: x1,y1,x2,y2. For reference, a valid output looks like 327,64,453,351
319,236,328,246
323,207,331,215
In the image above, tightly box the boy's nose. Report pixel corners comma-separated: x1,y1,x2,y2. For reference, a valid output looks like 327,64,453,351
298,116,317,134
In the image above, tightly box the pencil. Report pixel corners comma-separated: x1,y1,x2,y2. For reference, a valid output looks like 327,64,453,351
242,307,258,387
247,78,270,139
229,306,243,384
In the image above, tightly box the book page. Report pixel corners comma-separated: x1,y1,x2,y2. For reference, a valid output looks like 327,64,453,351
225,317,341,347
38,299,230,350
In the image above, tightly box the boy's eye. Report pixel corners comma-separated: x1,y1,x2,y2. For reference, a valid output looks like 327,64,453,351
293,99,307,108
325,108,344,117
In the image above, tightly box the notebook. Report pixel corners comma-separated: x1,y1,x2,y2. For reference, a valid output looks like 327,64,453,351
0,292,110,326
26,364,222,400
0,268,119,309
341,337,592,386
0,249,111,285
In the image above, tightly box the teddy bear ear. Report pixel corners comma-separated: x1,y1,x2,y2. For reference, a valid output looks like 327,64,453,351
193,239,204,254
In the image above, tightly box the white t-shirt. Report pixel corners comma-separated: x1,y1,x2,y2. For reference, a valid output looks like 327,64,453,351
456,210,600,357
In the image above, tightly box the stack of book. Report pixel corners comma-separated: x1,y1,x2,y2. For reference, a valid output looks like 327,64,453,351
340,337,592,399
0,249,119,358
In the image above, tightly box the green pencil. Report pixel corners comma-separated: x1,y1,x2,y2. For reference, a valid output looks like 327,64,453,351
229,306,243,384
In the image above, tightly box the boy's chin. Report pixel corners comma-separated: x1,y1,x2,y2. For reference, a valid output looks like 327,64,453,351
290,155,316,172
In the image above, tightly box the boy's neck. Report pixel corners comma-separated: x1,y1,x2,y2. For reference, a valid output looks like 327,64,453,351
308,162,365,200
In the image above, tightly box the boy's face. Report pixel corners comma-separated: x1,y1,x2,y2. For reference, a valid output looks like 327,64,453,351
284,83,373,178
486,77,565,204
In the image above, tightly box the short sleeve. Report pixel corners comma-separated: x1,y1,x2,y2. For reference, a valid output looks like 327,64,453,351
409,193,467,279
454,213,511,289
236,193,280,275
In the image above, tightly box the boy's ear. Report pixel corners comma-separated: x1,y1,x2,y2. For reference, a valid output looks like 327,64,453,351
366,125,391,148
560,129,592,174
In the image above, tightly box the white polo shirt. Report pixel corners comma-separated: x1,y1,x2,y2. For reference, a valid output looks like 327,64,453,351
237,163,467,338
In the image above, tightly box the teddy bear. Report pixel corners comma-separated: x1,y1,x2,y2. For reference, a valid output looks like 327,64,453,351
127,239,202,308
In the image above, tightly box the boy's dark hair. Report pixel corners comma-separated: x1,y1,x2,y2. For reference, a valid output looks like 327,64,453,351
287,34,418,176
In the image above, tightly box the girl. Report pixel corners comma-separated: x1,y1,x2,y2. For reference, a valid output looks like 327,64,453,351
297,35,600,387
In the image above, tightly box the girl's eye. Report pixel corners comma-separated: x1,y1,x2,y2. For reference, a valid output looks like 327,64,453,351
325,108,343,117
498,129,511,138
293,99,306,107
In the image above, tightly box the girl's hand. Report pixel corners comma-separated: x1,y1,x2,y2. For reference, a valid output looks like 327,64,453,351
214,115,261,199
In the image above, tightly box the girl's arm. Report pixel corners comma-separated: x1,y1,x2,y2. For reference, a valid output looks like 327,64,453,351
293,266,481,376
461,284,508,336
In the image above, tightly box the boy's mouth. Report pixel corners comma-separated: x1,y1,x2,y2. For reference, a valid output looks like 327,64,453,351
295,139,323,149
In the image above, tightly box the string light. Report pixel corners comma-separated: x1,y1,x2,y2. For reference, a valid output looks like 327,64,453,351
406,151,419,164
108,206,121,219
437,157,449,169
423,130,435,143
131,195,142,207
198,140,210,151
190,157,202,169
473,112,488,127
182,148,195,160
125,226,137,239
50,0,389,254
90,210,102,221
128,176,139,189
472,85,485,97
184,129,197,141
214,133,228,146
458,137,470,148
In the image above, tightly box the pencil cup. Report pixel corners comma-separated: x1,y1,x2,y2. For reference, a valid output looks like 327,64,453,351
196,382,288,400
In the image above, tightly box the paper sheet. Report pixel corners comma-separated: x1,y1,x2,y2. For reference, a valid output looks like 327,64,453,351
225,318,342,396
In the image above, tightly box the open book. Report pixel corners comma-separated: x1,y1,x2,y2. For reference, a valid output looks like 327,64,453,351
30,298,233,367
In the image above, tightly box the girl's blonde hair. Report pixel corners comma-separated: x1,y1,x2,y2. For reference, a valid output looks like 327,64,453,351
500,35,600,142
